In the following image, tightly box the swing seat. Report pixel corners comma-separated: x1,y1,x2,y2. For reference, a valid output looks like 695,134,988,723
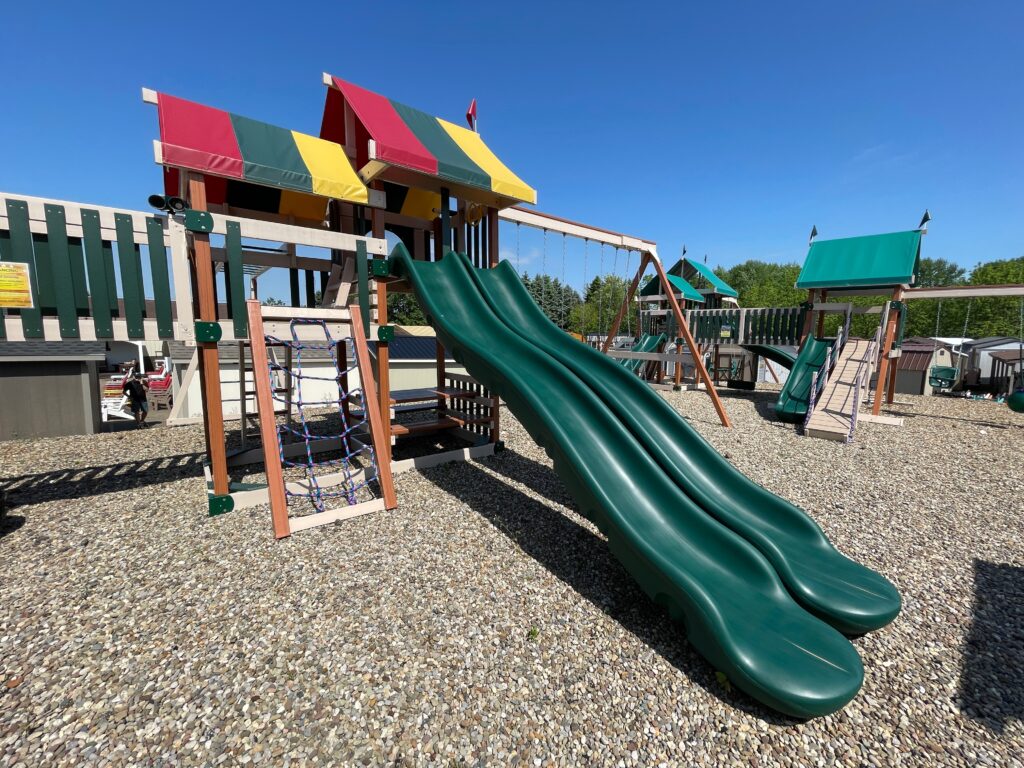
928,365,958,389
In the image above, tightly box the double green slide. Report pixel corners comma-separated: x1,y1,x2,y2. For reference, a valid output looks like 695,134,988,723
389,248,899,718
618,333,666,373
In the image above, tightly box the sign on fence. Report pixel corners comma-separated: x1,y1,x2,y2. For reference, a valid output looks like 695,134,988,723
0,261,33,309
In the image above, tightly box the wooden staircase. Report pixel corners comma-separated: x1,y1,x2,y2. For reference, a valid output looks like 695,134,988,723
804,338,874,442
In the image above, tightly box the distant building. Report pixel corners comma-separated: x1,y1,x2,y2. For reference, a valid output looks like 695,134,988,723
0,342,106,440
962,337,1024,389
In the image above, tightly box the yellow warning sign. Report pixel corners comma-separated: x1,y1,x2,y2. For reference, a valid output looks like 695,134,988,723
0,261,34,308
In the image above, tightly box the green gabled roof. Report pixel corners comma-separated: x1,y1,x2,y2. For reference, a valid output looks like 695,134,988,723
682,258,739,298
639,272,705,303
796,230,922,290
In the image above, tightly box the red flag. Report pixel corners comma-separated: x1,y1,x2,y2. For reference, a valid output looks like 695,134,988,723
466,98,477,131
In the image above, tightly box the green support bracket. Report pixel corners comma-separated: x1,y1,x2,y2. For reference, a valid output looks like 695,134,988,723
371,258,390,277
208,494,234,517
183,210,214,233
493,440,505,453
892,300,907,348
194,320,222,342
377,325,395,343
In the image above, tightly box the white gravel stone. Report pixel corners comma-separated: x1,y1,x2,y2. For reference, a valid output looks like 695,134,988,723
1,387,1021,766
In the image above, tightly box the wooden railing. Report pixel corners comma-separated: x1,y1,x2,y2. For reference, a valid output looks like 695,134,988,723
0,192,387,344
685,306,803,346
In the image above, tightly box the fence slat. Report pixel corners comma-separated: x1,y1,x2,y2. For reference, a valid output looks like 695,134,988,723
67,238,89,311
81,210,114,338
103,238,118,313
224,220,247,340
42,204,81,338
3,200,44,338
146,217,175,338
114,213,146,338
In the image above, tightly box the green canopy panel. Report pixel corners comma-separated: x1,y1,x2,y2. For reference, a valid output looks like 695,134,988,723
684,258,738,298
797,230,922,290
640,272,705,303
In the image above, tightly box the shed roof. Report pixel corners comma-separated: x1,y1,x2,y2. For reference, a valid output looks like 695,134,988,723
896,350,934,372
988,349,1023,365
796,230,922,290
965,336,1020,349
0,341,106,361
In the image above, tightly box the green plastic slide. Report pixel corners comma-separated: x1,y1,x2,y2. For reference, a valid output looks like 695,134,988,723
774,337,831,423
618,333,666,372
391,247,868,718
741,344,797,370
466,255,899,635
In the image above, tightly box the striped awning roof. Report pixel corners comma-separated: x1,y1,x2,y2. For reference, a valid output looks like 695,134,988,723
640,273,705,303
152,92,368,206
321,75,536,208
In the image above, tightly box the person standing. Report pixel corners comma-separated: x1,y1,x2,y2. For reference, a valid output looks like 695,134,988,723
122,372,150,428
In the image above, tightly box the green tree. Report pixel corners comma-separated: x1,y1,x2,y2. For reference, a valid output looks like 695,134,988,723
567,275,632,336
714,261,806,309
964,256,1024,337
387,292,428,325
261,296,286,306
520,273,582,331
902,257,969,338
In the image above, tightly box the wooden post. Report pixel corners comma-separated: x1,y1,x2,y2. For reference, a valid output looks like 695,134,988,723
815,289,828,337
375,274,392,466
487,208,501,442
649,253,731,427
799,290,817,347
238,340,247,449
872,289,903,416
188,174,229,497
247,300,290,538
350,305,397,510
602,253,649,353
371,203,392,466
436,339,447,413
886,357,899,403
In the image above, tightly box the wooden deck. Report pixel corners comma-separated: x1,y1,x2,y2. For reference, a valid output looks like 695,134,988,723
804,338,873,442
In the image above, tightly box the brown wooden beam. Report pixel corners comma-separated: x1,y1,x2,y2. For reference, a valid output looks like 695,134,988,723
188,174,229,496
350,305,397,510
246,300,290,538
649,254,732,428
872,288,903,416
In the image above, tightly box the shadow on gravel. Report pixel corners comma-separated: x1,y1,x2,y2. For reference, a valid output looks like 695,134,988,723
0,514,26,539
424,451,797,724
959,559,1024,733
0,452,206,506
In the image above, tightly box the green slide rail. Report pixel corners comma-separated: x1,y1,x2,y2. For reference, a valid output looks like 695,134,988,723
392,247,867,718
469,256,899,635
617,333,666,373
774,337,831,423
741,344,797,371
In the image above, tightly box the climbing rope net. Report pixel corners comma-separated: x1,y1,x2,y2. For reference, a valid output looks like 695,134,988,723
265,318,379,513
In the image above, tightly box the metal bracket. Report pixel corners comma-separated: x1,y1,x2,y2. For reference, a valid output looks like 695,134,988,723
183,210,214,233
194,320,222,343
371,258,390,277
377,325,395,343
208,494,234,517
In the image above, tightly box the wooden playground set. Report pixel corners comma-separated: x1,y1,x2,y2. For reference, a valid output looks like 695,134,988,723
3,72,1023,718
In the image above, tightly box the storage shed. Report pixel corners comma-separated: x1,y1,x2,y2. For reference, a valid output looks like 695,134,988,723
0,342,106,440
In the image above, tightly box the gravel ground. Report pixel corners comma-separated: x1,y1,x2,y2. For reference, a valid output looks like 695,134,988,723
1,388,1022,766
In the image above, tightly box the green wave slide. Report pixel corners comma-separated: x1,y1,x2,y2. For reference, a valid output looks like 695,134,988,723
618,333,666,373
390,248,896,718
740,344,797,371
773,337,831,423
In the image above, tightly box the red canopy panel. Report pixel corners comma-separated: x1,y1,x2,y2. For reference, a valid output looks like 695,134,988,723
324,77,438,176
158,94,244,179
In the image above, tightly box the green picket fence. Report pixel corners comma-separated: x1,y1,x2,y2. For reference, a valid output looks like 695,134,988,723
0,196,176,342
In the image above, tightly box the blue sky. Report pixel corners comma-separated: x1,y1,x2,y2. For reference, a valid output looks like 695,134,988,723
2,2,1021,300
